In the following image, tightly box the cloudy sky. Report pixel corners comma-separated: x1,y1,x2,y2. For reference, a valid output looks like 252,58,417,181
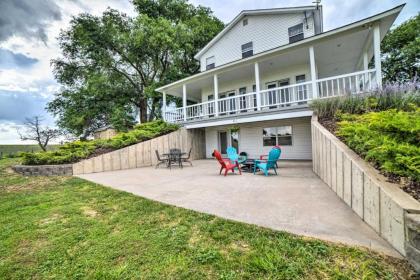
0,0,418,144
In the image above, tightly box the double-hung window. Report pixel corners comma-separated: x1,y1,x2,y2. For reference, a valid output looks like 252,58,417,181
262,126,293,146
241,42,253,58
206,56,215,70
288,23,304,43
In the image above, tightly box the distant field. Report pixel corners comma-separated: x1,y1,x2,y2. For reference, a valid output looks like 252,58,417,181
0,145,60,157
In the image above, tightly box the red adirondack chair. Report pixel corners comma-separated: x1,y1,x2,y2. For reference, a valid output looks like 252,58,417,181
213,150,242,176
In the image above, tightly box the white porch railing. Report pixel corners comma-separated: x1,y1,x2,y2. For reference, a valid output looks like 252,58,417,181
259,81,313,109
165,69,377,123
317,69,376,98
165,107,184,123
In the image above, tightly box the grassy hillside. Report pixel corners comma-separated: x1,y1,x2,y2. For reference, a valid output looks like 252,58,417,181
21,120,179,165
0,145,59,157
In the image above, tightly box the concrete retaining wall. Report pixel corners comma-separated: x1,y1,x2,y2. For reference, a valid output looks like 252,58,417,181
311,115,420,257
13,164,73,176
405,214,420,272
73,128,205,175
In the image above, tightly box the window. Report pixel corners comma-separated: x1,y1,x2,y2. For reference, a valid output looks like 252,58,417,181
262,126,292,146
243,18,248,26
206,56,215,70
288,23,304,43
241,42,253,58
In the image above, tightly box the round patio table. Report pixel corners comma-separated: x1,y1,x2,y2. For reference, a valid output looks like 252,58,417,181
240,159,259,173
163,152,186,168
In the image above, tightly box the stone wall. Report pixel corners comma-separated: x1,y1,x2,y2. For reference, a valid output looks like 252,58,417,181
311,115,420,257
13,164,73,176
73,128,206,175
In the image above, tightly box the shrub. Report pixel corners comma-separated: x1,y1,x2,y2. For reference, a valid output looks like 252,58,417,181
22,120,179,165
337,110,420,182
310,81,420,119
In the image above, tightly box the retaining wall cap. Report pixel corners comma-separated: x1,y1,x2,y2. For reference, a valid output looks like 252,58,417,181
15,164,73,168
311,114,420,213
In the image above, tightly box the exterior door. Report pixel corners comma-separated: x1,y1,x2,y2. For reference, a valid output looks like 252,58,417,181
267,82,277,108
278,79,290,107
239,87,247,112
296,74,307,104
208,94,214,117
228,91,236,114
218,131,228,154
219,93,226,115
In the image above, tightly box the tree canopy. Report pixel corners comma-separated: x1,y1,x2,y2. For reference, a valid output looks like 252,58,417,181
48,0,223,139
381,14,420,83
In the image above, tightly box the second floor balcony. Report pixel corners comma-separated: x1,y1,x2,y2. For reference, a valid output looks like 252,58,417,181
164,69,377,124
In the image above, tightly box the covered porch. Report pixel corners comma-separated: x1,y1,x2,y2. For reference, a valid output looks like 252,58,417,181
157,11,395,125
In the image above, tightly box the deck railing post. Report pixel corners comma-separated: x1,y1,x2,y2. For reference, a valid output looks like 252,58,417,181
162,91,167,121
254,62,261,110
213,74,219,117
182,84,187,121
309,46,318,99
373,23,382,88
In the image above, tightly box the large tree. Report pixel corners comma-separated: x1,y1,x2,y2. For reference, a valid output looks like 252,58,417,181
381,14,420,83
49,0,223,138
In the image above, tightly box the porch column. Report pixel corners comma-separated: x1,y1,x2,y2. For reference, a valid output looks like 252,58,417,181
309,46,318,99
363,51,369,71
182,84,187,121
213,74,219,116
373,23,382,88
162,91,167,121
254,62,261,110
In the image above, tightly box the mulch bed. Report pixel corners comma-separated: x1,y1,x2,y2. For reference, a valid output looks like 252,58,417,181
319,117,420,202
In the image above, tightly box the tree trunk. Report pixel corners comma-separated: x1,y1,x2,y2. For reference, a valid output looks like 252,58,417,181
139,99,148,123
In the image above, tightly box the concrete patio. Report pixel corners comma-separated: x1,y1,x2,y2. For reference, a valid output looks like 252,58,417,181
77,160,399,257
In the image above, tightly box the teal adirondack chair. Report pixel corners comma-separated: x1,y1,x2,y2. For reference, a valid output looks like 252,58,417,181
254,147,281,176
227,147,247,164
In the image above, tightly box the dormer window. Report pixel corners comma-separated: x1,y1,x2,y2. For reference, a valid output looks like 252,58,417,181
241,42,253,58
206,56,215,70
288,23,304,43
243,18,248,26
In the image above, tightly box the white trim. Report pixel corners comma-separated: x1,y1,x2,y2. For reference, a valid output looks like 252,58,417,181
182,84,187,121
213,74,219,116
254,62,261,110
162,91,167,121
373,23,382,87
156,4,403,93
309,45,317,99
184,110,313,129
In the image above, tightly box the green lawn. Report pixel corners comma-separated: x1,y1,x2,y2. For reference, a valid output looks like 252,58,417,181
0,158,413,279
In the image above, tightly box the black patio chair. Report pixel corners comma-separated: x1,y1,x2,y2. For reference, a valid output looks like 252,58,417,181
181,148,193,166
155,150,169,168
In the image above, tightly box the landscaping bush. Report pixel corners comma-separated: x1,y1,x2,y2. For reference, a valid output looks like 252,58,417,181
22,120,179,165
310,81,420,119
337,109,420,182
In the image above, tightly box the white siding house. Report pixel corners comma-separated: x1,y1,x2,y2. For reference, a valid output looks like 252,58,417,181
156,5,404,161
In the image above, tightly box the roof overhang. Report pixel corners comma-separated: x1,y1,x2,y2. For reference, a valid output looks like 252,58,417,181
194,5,322,60
157,4,404,94
184,109,313,129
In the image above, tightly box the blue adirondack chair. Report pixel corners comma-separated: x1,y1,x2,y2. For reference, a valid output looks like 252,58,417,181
227,147,247,164
254,147,281,176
